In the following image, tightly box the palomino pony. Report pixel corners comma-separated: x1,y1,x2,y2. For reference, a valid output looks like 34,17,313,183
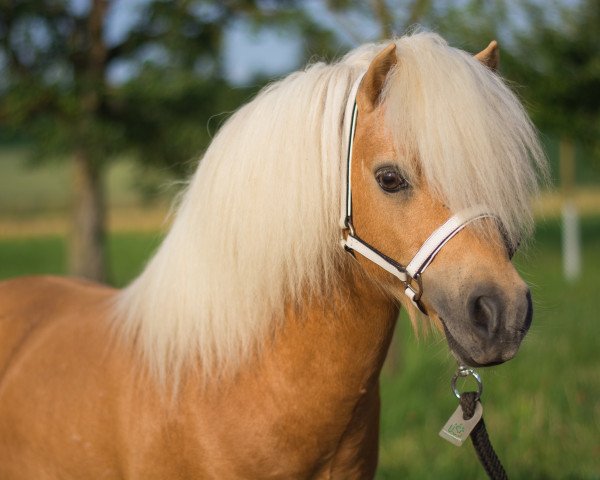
0,33,545,478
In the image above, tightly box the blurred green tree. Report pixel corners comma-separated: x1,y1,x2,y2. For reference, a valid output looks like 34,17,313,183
0,0,230,280
0,0,321,281
505,0,600,165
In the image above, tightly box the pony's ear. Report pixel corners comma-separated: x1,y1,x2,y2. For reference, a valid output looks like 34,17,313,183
357,43,397,112
475,40,499,71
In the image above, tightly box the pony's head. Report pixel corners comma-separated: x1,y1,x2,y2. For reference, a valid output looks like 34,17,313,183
116,32,546,384
343,36,544,366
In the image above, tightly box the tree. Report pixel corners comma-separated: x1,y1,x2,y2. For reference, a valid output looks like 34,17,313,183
0,0,221,280
505,0,600,159
0,0,305,281
1,0,115,280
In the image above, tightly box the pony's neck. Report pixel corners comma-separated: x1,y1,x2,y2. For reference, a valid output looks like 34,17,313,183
235,265,398,472
166,265,398,477
273,268,398,390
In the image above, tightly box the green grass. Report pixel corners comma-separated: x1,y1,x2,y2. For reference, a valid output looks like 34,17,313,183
0,232,162,287
0,218,598,478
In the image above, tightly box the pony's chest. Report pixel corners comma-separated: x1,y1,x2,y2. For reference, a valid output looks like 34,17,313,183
151,382,380,479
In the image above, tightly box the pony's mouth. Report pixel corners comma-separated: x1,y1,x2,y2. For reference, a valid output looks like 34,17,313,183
440,318,504,368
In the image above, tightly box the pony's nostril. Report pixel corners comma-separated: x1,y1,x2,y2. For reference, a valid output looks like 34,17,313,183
522,289,533,333
470,295,501,338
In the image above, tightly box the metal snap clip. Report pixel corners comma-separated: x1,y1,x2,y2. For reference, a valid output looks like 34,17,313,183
451,365,483,401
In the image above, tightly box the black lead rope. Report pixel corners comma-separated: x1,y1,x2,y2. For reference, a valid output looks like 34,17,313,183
441,367,508,479
459,392,508,480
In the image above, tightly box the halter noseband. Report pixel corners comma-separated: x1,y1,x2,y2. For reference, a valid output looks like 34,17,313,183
340,74,494,314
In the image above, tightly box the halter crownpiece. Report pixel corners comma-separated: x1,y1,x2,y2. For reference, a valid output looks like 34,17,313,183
340,74,495,314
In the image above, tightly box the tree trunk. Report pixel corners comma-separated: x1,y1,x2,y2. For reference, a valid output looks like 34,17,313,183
69,149,107,282
68,0,109,282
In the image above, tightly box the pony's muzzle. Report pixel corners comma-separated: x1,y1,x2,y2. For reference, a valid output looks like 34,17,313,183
434,282,533,367
465,286,533,366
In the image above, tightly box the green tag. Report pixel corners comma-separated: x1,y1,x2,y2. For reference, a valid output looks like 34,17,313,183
439,402,483,446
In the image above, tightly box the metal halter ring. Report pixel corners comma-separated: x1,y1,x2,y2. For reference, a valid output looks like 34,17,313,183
451,366,483,401
344,217,356,237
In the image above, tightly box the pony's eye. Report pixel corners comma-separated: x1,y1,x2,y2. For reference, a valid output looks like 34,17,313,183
375,167,408,193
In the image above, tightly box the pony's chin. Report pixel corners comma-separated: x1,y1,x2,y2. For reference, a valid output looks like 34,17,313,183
449,350,505,368
440,317,509,368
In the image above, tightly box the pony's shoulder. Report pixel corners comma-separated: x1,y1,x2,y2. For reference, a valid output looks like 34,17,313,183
0,276,117,372
0,275,115,315
0,274,112,292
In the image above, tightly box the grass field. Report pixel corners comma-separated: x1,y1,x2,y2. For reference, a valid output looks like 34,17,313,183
0,217,598,479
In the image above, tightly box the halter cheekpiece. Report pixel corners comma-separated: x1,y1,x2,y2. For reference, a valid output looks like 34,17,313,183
340,74,494,314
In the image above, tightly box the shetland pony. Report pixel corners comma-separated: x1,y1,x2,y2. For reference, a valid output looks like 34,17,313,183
0,33,545,478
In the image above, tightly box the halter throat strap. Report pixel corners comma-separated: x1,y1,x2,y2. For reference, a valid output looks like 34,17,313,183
340,75,494,313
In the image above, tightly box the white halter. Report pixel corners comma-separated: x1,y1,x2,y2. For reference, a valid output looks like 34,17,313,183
340,74,494,313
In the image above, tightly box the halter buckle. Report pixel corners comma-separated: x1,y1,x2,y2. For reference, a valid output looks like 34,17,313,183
404,272,423,301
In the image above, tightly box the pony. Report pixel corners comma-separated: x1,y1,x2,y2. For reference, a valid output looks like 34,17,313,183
0,32,545,478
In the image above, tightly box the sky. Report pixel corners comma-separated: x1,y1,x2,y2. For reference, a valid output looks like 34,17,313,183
222,18,300,85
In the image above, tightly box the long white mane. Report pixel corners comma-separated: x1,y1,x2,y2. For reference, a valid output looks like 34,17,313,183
115,32,545,384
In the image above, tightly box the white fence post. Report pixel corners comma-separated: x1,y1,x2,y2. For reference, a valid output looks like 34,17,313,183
562,200,581,281
560,137,580,282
